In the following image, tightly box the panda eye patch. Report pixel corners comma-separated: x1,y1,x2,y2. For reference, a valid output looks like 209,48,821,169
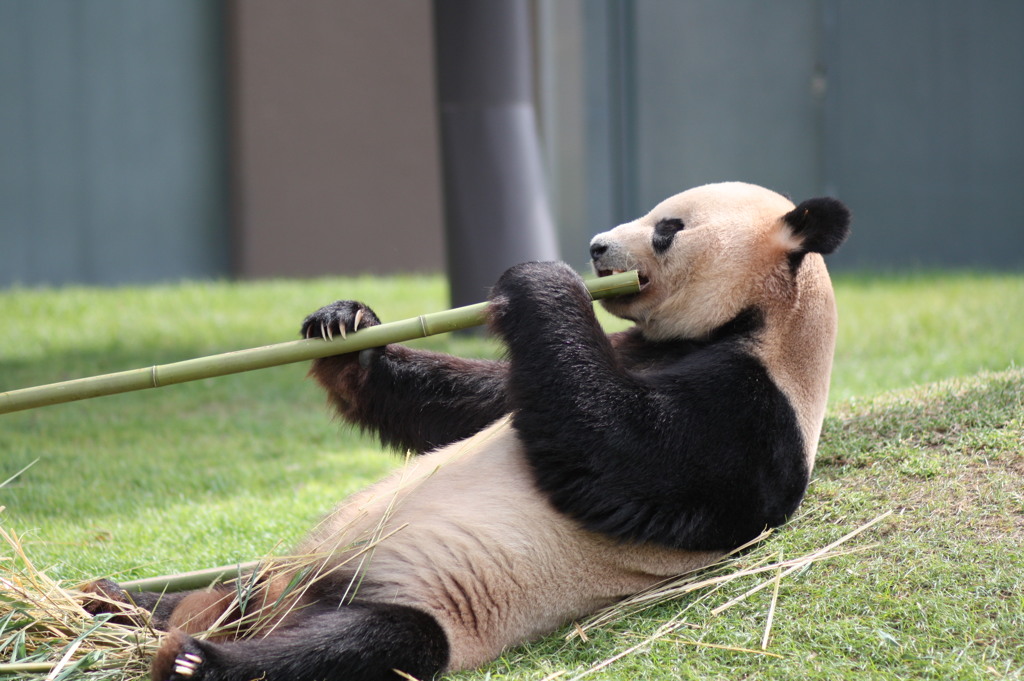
652,218,685,254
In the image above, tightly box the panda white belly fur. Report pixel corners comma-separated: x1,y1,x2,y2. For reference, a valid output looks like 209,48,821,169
297,417,722,671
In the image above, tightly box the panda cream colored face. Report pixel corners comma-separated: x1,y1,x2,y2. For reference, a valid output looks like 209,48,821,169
590,182,797,341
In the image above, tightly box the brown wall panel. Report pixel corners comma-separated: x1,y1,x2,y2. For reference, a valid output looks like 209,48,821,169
230,0,445,277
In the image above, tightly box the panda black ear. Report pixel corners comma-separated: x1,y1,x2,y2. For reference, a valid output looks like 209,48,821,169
783,197,851,255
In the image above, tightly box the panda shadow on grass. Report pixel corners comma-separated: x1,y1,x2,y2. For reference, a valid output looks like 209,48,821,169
83,181,850,681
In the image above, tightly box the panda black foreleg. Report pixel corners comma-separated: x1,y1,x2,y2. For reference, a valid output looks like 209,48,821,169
488,262,793,550
151,601,449,681
302,299,510,453
488,261,639,432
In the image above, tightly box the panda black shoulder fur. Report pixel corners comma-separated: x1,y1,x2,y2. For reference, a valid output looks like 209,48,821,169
85,182,850,681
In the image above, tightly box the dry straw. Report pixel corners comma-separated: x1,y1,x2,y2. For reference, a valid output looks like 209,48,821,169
0,520,155,680
0,510,406,679
544,510,892,681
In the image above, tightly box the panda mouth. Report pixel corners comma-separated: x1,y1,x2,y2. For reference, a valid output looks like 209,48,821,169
597,269,651,291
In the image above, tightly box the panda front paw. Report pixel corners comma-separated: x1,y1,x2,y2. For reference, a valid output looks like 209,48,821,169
489,262,590,337
301,301,381,341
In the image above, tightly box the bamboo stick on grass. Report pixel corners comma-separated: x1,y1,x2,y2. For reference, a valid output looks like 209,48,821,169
0,271,640,415
0,662,68,676
119,562,262,593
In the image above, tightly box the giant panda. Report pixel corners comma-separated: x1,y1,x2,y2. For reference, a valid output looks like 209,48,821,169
83,182,849,681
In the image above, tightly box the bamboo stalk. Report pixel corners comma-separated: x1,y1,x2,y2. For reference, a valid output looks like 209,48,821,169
118,562,262,594
0,271,640,415
0,663,60,674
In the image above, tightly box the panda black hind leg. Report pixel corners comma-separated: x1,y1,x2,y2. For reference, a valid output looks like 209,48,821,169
150,601,449,681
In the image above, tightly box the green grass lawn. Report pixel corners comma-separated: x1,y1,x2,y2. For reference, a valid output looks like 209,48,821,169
1,271,1022,680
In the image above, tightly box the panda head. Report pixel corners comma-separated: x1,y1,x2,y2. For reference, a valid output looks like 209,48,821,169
590,182,850,342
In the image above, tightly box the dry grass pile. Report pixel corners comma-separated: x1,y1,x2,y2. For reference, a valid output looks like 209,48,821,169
0,520,156,680
0,505,409,680
542,511,890,681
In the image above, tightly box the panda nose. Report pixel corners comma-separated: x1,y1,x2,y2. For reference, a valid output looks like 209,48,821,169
589,240,609,261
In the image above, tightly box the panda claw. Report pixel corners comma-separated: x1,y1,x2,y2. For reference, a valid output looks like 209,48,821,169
300,300,380,345
173,659,196,677
172,650,203,678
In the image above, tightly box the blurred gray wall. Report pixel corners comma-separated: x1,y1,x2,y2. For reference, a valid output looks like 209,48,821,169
822,0,1024,269
539,0,1024,271
0,0,444,287
0,0,229,286
3,0,1021,287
